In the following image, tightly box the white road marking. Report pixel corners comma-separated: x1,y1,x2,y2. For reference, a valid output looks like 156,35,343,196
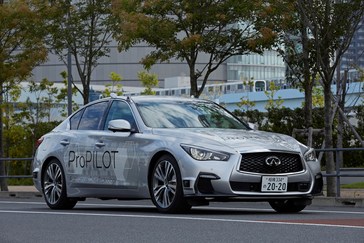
1,200,364,215
0,201,364,229
0,209,363,229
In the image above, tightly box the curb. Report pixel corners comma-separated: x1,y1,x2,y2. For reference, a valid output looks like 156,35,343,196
0,191,42,198
312,197,364,207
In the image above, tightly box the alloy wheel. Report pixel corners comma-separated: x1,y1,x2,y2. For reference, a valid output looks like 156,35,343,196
152,160,177,208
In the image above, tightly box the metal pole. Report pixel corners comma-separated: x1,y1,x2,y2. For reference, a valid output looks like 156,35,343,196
67,0,72,116
67,47,72,116
336,150,340,198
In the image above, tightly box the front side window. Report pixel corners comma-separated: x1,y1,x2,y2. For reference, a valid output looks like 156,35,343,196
78,101,108,130
104,100,136,130
136,100,248,129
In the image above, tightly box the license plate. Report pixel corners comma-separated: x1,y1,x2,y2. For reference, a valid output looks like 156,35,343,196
261,176,288,192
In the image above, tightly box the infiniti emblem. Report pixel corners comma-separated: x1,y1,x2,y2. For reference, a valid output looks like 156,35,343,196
265,156,281,166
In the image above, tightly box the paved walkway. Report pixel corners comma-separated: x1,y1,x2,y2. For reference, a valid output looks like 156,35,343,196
7,186,38,192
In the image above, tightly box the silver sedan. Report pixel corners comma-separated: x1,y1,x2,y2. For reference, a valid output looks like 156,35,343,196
32,96,323,213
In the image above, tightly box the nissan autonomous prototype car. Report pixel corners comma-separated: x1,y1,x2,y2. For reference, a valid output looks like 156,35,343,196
32,96,323,213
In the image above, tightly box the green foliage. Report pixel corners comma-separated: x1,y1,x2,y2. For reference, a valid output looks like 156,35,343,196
0,0,48,85
237,99,256,112
4,121,60,177
233,106,364,168
341,182,364,189
1,0,50,189
103,72,123,97
7,178,33,186
54,71,80,117
138,71,159,95
233,109,265,128
45,0,114,104
112,0,277,97
301,85,324,108
237,80,256,111
264,82,284,109
342,105,364,167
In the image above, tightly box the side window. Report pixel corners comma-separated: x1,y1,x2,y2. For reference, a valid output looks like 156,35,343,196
104,100,136,130
70,109,84,130
78,101,108,130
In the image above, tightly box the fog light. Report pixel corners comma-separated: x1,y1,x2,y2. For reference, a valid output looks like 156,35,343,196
183,180,190,187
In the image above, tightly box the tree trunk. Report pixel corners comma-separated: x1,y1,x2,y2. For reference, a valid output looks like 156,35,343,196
304,83,313,127
189,61,198,98
301,20,313,129
324,82,336,197
82,80,89,105
336,70,347,167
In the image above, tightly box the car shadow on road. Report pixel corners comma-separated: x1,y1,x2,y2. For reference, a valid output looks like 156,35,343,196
69,205,305,216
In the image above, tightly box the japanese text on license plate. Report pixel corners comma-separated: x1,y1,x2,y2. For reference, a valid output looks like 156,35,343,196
261,176,288,192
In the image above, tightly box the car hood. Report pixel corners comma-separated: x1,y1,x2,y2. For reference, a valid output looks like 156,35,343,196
152,128,302,153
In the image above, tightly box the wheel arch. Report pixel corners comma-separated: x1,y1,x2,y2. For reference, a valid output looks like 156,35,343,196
40,156,62,189
147,151,175,188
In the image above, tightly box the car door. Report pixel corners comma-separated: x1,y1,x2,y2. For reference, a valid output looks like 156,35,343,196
99,100,143,191
65,101,110,189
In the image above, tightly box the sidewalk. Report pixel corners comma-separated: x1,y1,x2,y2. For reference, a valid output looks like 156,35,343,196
1,186,364,207
0,186,42,198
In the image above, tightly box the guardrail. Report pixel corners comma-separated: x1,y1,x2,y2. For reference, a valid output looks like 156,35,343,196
0,158,33,179
316,148,364,197
0,148,363,197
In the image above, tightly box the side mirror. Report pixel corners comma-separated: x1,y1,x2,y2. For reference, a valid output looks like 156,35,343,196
248,122,257,130
108,119,131,133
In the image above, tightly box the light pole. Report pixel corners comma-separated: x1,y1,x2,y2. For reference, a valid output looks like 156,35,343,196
67,0,72,116
67,47,72,116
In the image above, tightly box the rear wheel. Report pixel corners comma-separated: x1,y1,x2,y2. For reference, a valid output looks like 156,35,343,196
42,159,77,210
269,199,308,213
150,155,191,213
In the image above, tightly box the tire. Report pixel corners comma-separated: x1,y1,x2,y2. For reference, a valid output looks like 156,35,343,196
150,155,191,213
42,159,77,210
269,199,307,213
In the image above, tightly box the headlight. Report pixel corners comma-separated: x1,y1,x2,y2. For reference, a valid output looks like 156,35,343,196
181,145,230,161
304,148,317,161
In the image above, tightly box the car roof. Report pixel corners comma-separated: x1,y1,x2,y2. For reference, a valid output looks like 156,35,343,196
94,95,210,104
129,95,204,103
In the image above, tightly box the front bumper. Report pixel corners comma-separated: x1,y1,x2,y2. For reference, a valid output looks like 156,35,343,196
180,153,323,200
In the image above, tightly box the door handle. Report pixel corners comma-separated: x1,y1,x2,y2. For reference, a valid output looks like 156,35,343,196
95,142,105,148
60,140,70,146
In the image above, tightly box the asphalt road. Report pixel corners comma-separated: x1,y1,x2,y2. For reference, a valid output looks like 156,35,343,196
0,198,363,243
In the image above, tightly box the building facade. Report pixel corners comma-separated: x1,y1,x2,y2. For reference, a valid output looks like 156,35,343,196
31,44,285,89
340,18,364,82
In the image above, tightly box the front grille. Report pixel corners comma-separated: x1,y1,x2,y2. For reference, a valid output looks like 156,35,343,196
239,152,304,174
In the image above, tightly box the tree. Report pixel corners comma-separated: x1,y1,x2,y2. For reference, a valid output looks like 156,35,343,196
138,71,159,95
0,0,48,191
264,82,284,109
54,71,80,118
46,0,114,105
103,72,123,97
261,0,318,129
14,79,60,153
296,0,364,196
112,0,276,98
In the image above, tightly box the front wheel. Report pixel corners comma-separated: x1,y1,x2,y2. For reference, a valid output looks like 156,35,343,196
269,199,308,213
150,155,191,213
42,159,77,210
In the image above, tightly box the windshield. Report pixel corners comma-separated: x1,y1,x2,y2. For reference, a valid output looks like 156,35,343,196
135,100,248,129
